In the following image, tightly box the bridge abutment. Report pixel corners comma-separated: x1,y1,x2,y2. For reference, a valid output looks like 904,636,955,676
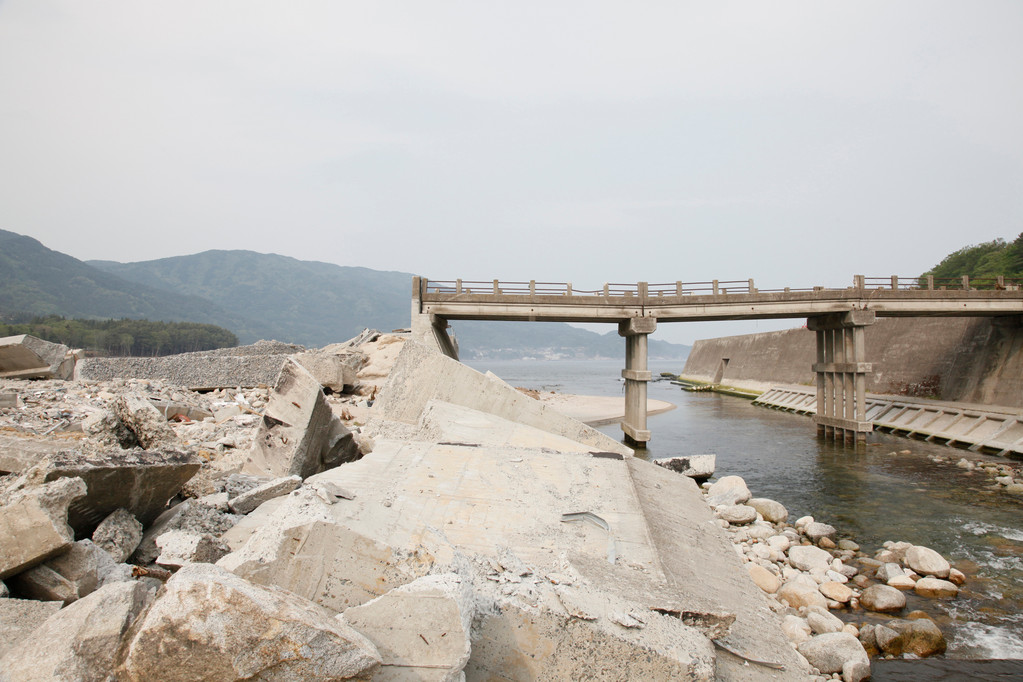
619,317,657,447
808,310,875,443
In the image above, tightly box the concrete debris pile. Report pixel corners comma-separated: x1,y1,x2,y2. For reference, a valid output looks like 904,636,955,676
1,331,826,680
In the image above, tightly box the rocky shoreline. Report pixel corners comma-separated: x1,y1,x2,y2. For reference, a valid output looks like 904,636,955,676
698,470,976,679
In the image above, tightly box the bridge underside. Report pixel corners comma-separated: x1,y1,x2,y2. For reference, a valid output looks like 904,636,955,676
412,277,1023,448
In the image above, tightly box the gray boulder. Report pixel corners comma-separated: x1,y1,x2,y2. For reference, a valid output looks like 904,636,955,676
796,632,870,676
0,581,155,682
747,497,788,523
705,475,751,507
860,584,906,613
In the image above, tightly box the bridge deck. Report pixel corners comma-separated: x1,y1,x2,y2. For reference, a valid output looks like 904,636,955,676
417,277,1023,323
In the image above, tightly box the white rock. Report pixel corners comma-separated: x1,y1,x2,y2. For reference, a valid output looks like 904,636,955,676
747,497,788,523
806,606,844,634
705,475,752,507
796,632,870,675
904,545,951,579
781,614,812,644
788,545,833,573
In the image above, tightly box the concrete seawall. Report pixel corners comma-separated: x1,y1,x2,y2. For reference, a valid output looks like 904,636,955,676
681,317,1023,409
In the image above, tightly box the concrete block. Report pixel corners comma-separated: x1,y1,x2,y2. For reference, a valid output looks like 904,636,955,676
7,539,118,604
0,390,18,408
341,573,474,680
655,454,716,482
374,341,631,456
122,563,381,681
0,476,86,579
42,448,201,535
132,500,239,565
112,392,177,449
0,580,155,682
0,599,63,659
0,334,71,379
155,530,230,568
293,348,362,392
227,475,301,514
92,508,144,562
243,358,352,480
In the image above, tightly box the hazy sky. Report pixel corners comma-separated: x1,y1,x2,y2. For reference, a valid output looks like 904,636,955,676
2,2,1021,344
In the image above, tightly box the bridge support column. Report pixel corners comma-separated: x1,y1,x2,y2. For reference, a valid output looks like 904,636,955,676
807,311,874,444
411,276,459,360
619,317,656,447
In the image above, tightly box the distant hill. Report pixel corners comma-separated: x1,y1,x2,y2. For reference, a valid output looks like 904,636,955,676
92,252,689,358
91,251,412,347
0,229,689,358
0,229,268,337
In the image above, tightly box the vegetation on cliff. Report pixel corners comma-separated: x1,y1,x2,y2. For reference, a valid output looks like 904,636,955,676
922,232,1023,282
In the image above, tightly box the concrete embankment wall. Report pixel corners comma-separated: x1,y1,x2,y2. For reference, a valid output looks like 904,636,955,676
682,317,1023,408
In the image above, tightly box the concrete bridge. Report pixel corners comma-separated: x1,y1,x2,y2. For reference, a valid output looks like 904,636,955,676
411,275,1023,447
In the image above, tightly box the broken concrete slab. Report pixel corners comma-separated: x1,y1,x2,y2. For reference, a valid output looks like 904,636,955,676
368,399,599,453
42,448,201,535
0,580,155,682
112,392,177,449
227,474,301,514
0,334,73,380
375,341,632,456
121,563,382,681
655,454,716,482
340,573,474,681
0,476,86,579
0,389,18,408
0,433,72,474
242,358,353,480
0,598,63,658
466,599,717,681
7,539,101,603
92,508,144,562
218,493,432,613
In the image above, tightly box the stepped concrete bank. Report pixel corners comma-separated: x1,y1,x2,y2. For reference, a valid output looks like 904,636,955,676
681,317,1023,408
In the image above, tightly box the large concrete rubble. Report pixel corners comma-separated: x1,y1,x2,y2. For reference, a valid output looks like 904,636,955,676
0,329,827,680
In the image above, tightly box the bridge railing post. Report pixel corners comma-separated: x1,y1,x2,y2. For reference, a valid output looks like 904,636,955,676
566,282,572,296
748,278,756,294
603,283,609,297
891,276,898,290
713,280,719,295
926,275,934,290
493,279,500,295
456,279,462,294
998,276,1005,289
638,282,648,304
676,281,682,297
962,275,970,291
529,280,535,296
854,275,865,290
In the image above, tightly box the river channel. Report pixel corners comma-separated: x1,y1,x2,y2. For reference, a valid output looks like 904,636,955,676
466,358,1023,660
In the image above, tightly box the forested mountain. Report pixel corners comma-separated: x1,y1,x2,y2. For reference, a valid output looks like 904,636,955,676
0,229,690,358
0,229,270,339
922,232,1023,282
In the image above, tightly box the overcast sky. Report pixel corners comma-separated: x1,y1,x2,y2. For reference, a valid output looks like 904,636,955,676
2,2,1021,344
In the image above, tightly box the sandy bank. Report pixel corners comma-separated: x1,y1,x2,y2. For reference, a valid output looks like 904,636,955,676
533,391,676,426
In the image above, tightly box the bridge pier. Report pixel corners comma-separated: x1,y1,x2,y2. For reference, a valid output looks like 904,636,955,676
619,317,657,447
411,277,459,360
808,311,875,443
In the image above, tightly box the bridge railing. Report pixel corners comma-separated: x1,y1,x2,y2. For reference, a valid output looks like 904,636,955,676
423,276,1023,299
860,275,1023,291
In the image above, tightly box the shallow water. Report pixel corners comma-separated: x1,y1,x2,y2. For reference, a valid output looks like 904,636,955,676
467,358,1023,659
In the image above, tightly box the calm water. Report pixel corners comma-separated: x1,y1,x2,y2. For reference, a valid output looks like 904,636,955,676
467,358,1023,659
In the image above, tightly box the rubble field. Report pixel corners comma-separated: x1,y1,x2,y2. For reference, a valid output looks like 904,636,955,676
1,330,905,681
